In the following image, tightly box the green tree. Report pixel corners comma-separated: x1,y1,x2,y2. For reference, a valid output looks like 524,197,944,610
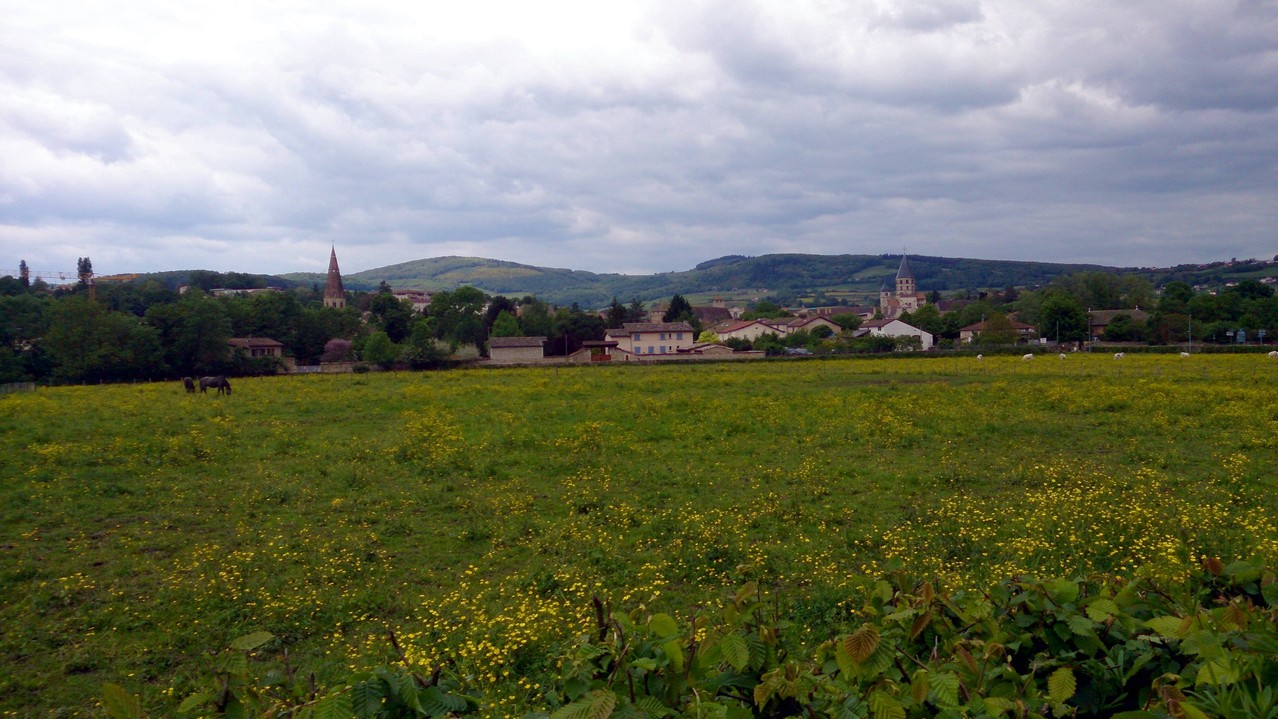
490,311,522,338
753,333,786,355
290,305,359,365
1100,314,1146,342
485,296,519,328
742,300,788,320
1037,293,1088,344
976,313,1020,346
144,292,233,376
662,294,702,336
0,293,50,381
663,294,695,323
626,298,647,323
77,257,93,286
899,304,944,336
1230,279,1275,301
829,313,863,331
1152,313,1191,344
44,298,166,382
369,292,414,343
1161,281,1195,306
428,287,488,351
401,322,449,369
361,330,397,369
605,297,628,329
549,306,605,356
517,298,556,339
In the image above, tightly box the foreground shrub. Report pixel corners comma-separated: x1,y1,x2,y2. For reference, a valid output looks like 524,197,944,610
107,558,1277,718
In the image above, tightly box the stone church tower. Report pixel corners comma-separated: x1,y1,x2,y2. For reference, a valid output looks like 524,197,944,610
895,255,916,297
878,255,924,319
323,247,346,309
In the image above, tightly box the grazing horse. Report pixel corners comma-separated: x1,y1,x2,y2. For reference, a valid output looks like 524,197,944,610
199,376,232,395
182,377,196,393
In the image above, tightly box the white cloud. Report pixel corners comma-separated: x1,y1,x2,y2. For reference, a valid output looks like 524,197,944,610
0,0,1275,279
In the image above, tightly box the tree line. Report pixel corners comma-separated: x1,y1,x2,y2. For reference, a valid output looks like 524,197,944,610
0,265,667,384
4,264,1275,384
886,271,1278,347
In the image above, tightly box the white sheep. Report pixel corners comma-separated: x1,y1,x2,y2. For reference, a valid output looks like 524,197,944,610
976,354,983,360
1022,353,1034,361
1181,352,1191,358
1059,353,1067,360
1114,352,1125,359
1269,350,1278,358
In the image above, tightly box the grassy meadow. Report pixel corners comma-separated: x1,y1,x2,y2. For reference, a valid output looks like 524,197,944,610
2,353,1277,716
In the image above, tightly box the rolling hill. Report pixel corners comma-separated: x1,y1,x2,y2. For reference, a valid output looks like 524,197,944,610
280,253,1129,307
130,253,1274,308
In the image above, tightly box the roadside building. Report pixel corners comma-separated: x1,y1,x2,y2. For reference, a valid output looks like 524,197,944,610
605,322,696,355
488,336,547,364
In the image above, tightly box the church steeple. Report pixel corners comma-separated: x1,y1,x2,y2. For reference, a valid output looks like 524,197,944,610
895,255,915,297
323,246,346,309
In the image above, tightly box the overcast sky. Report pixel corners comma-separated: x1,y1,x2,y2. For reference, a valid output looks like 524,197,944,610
2,0,1276,279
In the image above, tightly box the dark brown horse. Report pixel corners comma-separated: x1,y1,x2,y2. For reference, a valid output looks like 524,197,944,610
182,377,196,393
198,376,232,395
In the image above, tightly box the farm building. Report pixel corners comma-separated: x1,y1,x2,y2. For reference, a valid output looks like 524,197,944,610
488,336,547,364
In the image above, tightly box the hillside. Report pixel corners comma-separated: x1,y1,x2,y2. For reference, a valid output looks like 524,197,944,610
190,252,1275,308
280,253,1127,307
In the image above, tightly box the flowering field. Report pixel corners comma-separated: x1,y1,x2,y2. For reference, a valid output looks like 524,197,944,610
1,353,1276,716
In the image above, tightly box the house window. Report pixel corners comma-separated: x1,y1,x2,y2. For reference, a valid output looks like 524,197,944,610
648,346,654,354
634,333,641,341
659,332,666,340
676,332,683,340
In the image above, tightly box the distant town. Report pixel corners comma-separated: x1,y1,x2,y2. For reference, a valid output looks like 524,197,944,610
2,249,1277,385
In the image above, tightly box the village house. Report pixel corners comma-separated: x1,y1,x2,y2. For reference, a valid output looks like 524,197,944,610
227,337,284,358
958,319,1038,345
782,315,843,336
645,299,740,325
692,304,735,325
800,305,876,320
708,319,787,343
391,290,433,313
607,342,762,362
605,322,696,355
858,318,935,350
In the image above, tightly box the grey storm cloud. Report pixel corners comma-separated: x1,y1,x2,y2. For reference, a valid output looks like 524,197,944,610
0,0,1275,279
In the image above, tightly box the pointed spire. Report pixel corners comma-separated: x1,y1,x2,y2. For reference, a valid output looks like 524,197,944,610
323,246,346,309
896,255,914,281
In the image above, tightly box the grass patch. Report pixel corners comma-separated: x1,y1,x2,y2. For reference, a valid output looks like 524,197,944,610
1,354,1276,715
